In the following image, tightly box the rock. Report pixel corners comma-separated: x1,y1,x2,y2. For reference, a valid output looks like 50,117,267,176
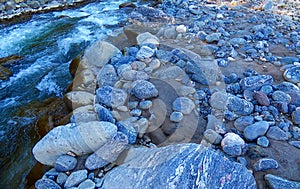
209,92,228,110
253,158,279,172
139,100,152,110
155,50,173,63
35,178,61,189
229,38,247,46
136,46,155,60
257,136,269,147
32,121,117,165
116,121,137,144
119,2,136,9
78,179,95,189
170,111,183,122
260,85,273,95
155,66,186,80
289,141,300,149
221,133,245,157
54,155,77,172
96,86,127,108
284,66,300,84
72,69,97,93
95,105,115,123
130,108,142,117
70,105,98,123
227,95,254,115
275,82,299,92
265,174,300,189
254,91,270,106
64,170,88,188
172,97,195,114
280,56,299,64
292,108,300,125
234,116,254,132
266,126,289,141
262,0,273,11
272,90,291,103
97,64,117,87
85,132,128,170
56,173,68,186
207,114,226,134
203,129,222,144
128,6,172,23
157,26,177,39
205,33,221,43
101,144,257,189
0,65,12,80
63,91,94,110
136,32,159,46
244,121,269,141
136,118,149,137
177,85,196,96
131,80,158,99
176,25,187,33
84,41,121,68
240,75,273,91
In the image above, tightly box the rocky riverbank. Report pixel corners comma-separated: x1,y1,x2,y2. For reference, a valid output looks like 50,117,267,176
26,0,300,188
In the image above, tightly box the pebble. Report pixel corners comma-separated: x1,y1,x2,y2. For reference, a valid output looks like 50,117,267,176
266,126,289,141
97,64,117,87
130,108,142,117
234,116,254,132
284,66,300,84
56,173,68,186
139,100,152,110
209,91,228,110
54,155,77,172
35,178,62,189
205,33,221,43
177,85,196,96
227,95,254,115
78,179,95,189
244,121,270,141
149,59,161,70
257,136,269,147
131,61,146,71
280,56,299,64
131,80,159,99
172,97,195,114
116,121,137,144
169,111,183,122
136,32,159,46
237,157,248,167
96,86,127,108
239,75,273,91
203,129,222,144
292,108,300,125
136,46,155,60
221,133,245,157
272,91,291,103
95,105,115,123
64,170,88,188
207,114,226,134
176,25,187,33
253,158,279,172
253,91,270,106
128,101,139,109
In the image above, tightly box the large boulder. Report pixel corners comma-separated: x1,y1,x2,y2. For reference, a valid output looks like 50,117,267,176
32,121,117,165
102,143,257,189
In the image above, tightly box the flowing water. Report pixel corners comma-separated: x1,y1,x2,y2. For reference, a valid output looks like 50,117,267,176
0,1,129,187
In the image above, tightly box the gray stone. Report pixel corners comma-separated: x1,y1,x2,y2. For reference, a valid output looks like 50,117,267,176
229,38,247,46
130,108,142,117
101,144,257,189
78,179,95,189
177,85,196,96
272,91,291,103
139,100,152,110
257,136,269,147
262,0,273,11
116,121,137,144
221,133,245,157
203,129,222,144
289,141,300,149
234,116,254,132
32,121,117,165
56,173,68,186
85,132,128,170
240,75,273,91
205,33,222,43
97,64,117,87
35,178,62,189
54,155,77,172
137,32,159,46
209,92,228,110
244,121,270,141
96,86,127,108
253,158,279,172
131,80,158,99
64,170,88,188
155,65,186,80
265,174,300,189
136,118,149,138
227,95,254,115
172,97,195,114
64,91,94,110
207,114,226,134
70,105,98,123
284,66,300,84
266,126,289,141
170,111,183,122
136,46,155,60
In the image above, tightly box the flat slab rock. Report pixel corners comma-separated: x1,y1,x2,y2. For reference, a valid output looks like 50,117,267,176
102,143,257,189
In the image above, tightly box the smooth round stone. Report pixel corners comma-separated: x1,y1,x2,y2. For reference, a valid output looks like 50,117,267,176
35,178,62,189
177,85,196,96
56,173,68,186
130,108,142,117
253,158,279,172
221,133,245,157
172,97,195,114
292,108,300,125
244,121,270,141
78,179,95,189
176,25,187,33
64,170,88,188
266,126,289,141
131,80,158,99
260,85,273,95
257,136,269,147
284,66,300,84
137,32,159,46
149,59,161,70
209,92,228,110
272,90,291,103
170,111,183,122
204,129,222,144
136,46,155,60
136,118,149,137
239,75,273,90
139,100,152,110
254,91,270,106
54,155,77,172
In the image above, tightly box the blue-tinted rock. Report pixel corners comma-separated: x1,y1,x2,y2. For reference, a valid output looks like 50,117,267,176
271,101,289,114
172,97,195,114
292,108,300,125
194,90,206,100
280,56,299,64
224,110,238,121
227,95,254,115
244,121,269,141
240,75,273,91
136,46,155,60
97,64,117,87
265,174,300,189
272,91,291,103
78,179,95,189
56,173,68,186
113,56,136,67
95,105,114,123
116,121,137,144
130,108,142,117
35,178,62,189
205,32,221,43
170,111,183,122
156,50,173,63
284,66,300,84
131,80,158,99
203,129,222,144
275,82,299,92
139,100,152,110
101,144,257,189
253,158,279,171
54,155,77,172
257,136,269,147
254,91,270,106
96,86,127,108
289,141,300,149
266,127,288,141
64,170,88,188
221,133,245,157
229,38,247,46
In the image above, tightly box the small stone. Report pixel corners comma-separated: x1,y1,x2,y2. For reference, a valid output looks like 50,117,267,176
170,112,183,122
209,92,228,110
240,75,273,91
234,116,254,132
54,155,77,172
284,66,300,84
194,90,206,100
139,100,152,110
207,114,226,134
280,56,299,64
137,32,159,46
237,157,248,167
95,105,115,123
35,178,62,189
149,59,161,70
131,61,146,71
176,25,187,33
136,46,155,60
205,33,221,43
56,173,68,186
172,97,195,114
266,126,289,141
177,85,196,96
97,64,117,87
128,101,139,109
272,91,291,103
260,85,273,95
253,158,279,172
155,50,173,63
78,179,95,189
262,0,273,11
64,170,88,188
244,121,270,141
257,136,269,147
136,118,149,137
221,133,245,157
265,174,300,189
96,86,127,108
227,95,254,115
116,121,137,144
131,80,158,99
229,38,247,46
130,108,142,117
292,108,300,125
156,66,185,80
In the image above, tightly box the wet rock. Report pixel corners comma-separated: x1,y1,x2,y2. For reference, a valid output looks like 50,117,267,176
221,133,245,157
78,179,95,189
292,108,300,125
205,33,221,43
257,136,269,147
170,111,183,122
101,144,257,189
240,75,273,91
35,178,62,189
283,66,300,84
136,118,148,137
136,46,155,60
227,95,254,115
136,32,159,46
116,121,137,144
234,116,254,132
266,126,289,141
254,91,270,106
32,121,117,165
97,64,117,87
72,69,96,93
203,129,222,144
265,174,300,189
244,121,269,141
131,80,158,99
96,86,127,108
63,91,94,110
253,158,279,172
172,97,195,114
85,132,128,170
272,90,291,103
54,155,77,172
95,105,115,123
64,170,88,188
